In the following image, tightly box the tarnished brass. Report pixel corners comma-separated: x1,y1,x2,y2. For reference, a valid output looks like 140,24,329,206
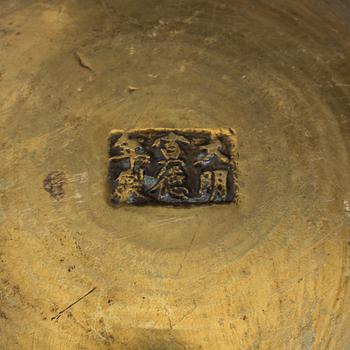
108,128,237,204
1,1,350,349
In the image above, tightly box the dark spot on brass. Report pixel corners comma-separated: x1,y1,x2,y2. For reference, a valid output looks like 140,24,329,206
43,171,65,200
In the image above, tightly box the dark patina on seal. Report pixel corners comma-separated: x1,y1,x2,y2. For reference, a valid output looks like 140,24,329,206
108,128,237,205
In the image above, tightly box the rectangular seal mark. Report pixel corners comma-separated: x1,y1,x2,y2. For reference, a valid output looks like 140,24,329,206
108,128,237,205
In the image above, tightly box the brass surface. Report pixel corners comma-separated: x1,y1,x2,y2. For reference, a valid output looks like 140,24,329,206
0,1,350,349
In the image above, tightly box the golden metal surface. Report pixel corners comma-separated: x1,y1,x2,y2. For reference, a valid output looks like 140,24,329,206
0,1,349,349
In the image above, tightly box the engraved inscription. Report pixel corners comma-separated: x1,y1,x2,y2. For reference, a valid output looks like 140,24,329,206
108,128,237,204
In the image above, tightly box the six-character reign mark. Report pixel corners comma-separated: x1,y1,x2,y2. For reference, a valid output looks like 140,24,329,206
108,128,237,204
